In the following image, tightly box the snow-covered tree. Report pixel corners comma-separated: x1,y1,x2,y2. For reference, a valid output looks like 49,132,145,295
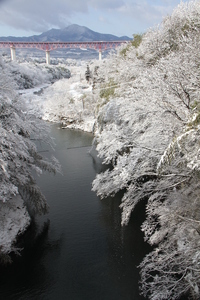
6,60,70,90
40,62,98,132
91,1,200,298
0,57,60,262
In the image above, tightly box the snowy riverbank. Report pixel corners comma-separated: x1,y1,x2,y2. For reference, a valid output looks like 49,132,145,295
0,196,30,263
41,64,96,132
0,57,63,261
0,57,102,261
21,60,102,133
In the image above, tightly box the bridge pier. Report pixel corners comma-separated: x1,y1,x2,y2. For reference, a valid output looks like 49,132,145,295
46,50,50,65
99,49,102,60
10,46,16,61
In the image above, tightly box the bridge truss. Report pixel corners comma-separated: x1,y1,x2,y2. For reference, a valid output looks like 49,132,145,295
0,41,128,63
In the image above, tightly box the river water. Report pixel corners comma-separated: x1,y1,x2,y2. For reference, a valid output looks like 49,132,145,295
0,124,150,300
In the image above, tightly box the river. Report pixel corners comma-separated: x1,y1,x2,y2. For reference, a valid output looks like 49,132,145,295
0,124,150,300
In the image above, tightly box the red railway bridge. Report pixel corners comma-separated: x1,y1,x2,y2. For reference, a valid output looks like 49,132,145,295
0,41,128,64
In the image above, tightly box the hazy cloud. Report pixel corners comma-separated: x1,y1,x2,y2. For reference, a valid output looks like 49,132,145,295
0,0,88,32
0,0,188,34
88,0,124,10
0,0,126,32
117,0,183,28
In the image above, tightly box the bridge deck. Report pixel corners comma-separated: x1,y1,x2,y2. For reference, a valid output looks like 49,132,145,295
0,41,128,51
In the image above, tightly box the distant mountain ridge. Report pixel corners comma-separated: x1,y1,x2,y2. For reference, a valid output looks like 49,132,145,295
0,24,132,42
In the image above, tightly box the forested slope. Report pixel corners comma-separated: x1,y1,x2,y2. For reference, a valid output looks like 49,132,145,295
0,59,61,262
92,1,200,299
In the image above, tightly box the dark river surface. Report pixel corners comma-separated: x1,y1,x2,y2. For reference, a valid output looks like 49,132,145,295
0,124,150,300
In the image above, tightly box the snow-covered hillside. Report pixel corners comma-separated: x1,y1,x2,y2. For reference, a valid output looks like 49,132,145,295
0,57,62,262
90,1,200,299
6,59,71,89
39,63,98,132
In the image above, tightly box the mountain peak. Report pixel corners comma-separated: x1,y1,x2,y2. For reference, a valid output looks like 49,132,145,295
0,24,132,42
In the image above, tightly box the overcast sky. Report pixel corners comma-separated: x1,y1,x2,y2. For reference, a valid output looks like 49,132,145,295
0,0,188,37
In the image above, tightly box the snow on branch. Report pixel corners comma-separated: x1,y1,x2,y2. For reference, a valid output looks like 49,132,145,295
91,0,200,298
0,57,61,261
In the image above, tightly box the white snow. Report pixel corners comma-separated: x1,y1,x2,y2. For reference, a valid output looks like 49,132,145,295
18,83,50,95
22,62,99,133
0,196,30,255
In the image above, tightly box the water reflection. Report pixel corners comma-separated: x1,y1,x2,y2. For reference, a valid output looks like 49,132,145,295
98,193,150,300
0,218,62,300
